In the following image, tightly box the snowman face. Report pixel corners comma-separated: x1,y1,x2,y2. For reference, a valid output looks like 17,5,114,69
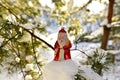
58,33,67,42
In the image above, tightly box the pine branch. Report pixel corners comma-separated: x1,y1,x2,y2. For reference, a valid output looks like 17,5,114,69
0,34,18,48
0,3,54,50
0,2,19,20
31,30,42,71
23,27,54,50
70,0,92,14
71,48,90,58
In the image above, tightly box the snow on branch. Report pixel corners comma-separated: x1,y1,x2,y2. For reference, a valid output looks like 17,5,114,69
107,50,120,55
106,21,120,28
19,25,54,50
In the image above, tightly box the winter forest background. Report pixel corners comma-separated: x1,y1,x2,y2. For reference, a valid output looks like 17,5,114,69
0,0,120,80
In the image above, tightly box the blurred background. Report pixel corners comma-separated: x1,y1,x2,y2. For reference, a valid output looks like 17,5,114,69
0,0,120,80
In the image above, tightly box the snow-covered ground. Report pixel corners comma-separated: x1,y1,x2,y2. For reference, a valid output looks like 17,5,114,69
0,28,120,80
102,53,120,80
0,40,120,80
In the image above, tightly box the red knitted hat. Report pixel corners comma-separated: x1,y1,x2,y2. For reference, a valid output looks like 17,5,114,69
59,28,66,33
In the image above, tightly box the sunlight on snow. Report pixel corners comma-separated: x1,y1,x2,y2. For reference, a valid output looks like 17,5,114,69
39,0,89,7
39,0,106,14
39,0,55,9
87,1,106,14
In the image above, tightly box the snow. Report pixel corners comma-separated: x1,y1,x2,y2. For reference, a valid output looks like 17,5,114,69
79,65,104,80
0,24,120,80
0,67,22,80
21,23,35,29
0,40,120,80
0,29,120,80
30,32,120,80
84,27,103,40
107,50,120,55
87,1,106,14
42,60,78,80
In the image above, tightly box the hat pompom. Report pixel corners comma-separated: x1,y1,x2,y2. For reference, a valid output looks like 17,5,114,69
59,28,66,33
